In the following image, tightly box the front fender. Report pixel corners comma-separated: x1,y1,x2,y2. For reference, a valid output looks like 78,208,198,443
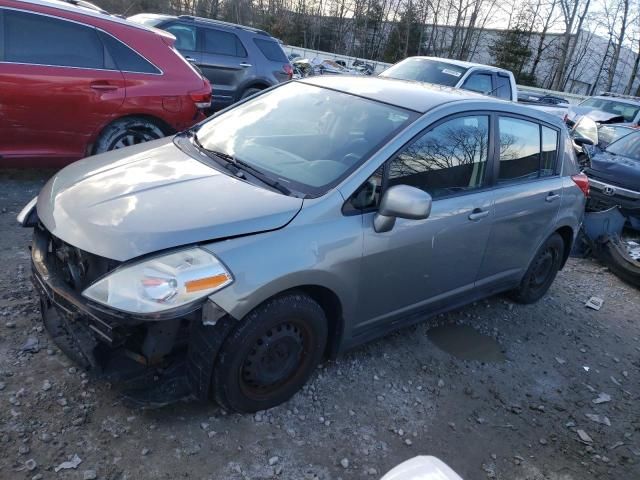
202,199,362,330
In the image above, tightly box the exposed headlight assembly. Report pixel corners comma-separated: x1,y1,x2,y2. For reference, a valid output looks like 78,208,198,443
82,248,232,314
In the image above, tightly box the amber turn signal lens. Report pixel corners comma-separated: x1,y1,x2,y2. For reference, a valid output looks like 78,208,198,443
185,274,230,293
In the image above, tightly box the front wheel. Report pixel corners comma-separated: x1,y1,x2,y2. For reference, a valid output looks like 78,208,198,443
211,292,327,413
94,117,165,154
509,233,564,304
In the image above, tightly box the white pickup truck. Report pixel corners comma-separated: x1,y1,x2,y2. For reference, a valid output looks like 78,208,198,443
379,56,518,102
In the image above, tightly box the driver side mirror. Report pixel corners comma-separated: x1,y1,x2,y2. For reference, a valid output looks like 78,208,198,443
574,136,595,166
573,136,594,147
374,185,432,233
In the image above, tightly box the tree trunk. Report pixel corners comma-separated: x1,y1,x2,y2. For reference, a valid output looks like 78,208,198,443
606,0,630,91
625,44,640,94
591,35,612,95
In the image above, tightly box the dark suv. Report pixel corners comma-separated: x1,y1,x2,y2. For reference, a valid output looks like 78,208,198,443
129,13,293,110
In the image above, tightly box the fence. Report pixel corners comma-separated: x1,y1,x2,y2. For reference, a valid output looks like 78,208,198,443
282,45,587,105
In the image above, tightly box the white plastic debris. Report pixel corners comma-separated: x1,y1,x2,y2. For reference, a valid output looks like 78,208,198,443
54,454,82,472
577,430,593,443
593,392,612,404
585,413,611,426
585,296,603,310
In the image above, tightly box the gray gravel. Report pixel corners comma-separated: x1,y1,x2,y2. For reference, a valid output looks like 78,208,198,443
0,169,639,479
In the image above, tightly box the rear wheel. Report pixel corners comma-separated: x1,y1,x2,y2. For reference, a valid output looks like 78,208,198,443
211,292,327,413
94,117,165,154
510,233,564,304
596,232,640,288
239,87,263,100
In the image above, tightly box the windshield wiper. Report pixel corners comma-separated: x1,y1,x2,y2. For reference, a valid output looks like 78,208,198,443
187,130,292,196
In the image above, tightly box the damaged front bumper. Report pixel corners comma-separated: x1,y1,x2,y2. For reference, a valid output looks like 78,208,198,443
30,225,229,406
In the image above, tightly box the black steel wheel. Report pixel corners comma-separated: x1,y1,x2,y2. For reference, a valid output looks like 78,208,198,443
510,233,564,304
210,292,327,413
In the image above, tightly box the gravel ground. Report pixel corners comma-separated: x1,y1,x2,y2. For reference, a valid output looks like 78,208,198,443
1,169,639,480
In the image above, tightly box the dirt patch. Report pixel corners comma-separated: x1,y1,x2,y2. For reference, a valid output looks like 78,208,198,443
0,169,639,480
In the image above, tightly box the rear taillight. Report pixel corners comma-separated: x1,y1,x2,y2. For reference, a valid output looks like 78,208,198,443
572,173,589,197
189,90,211,109
283,64,293,80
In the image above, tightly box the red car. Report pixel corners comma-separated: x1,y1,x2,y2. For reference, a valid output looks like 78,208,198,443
0,0,211,168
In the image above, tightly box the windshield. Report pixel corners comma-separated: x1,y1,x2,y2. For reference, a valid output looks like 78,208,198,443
380,58,467,87
579,98,640,123
193,82,415,196
606,130,640,161
598,125,633,147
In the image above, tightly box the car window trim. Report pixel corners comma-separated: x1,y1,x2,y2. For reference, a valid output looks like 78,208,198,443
0,6,163,75
493,112,562,186
343,110,498,215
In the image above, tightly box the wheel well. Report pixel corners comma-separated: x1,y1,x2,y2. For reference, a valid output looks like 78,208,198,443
239,83,269,98
90,114,175,155
289,285,343,359
555,226,574,269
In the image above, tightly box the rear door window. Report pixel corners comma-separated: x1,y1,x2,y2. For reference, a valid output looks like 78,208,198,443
388,115,490,198
4,10,103,69
203,28,246,57
496,74,512,100
462,73,493,95
253,38,287,62
498,117,549,183
98,31,160,74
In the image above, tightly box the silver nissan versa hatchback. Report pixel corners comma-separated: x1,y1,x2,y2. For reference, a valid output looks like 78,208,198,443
19,76,588,413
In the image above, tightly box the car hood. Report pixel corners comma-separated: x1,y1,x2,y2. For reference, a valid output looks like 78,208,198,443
36,138,303,261
588,151,640,190
569,106,625,124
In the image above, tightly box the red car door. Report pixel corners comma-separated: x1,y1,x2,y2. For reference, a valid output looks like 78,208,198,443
0,8,125,166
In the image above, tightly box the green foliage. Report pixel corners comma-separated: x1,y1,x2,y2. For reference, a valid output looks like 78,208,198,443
489,26,533,83
383,3,422,63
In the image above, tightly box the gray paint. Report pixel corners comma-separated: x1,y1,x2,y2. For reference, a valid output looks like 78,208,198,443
36,137,302,261
31,78,585,352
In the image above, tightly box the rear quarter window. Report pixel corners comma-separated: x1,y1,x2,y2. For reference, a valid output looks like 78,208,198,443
98,31,160,74
253,38,287,62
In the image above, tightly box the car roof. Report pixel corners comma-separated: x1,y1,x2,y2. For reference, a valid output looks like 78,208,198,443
407,56,513,75
299,76,562,125
13,0,159,33
130,12,271,36
590,95,640,106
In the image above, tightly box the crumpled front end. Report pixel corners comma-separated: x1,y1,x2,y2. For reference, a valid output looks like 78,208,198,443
30,224,229,406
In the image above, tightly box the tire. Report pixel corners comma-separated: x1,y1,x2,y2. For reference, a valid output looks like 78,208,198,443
210,292,328,413
596,234,640,288
94,117,165,154
240,87,262,100
509,233,564,304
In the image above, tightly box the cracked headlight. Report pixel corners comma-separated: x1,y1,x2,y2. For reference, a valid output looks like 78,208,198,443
82,248,232,314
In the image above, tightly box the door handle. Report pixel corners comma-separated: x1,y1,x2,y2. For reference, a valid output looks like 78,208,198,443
468,208,489,221
184,56,196,62
90,82,118,91
239,62,253,68
546,192,561,202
